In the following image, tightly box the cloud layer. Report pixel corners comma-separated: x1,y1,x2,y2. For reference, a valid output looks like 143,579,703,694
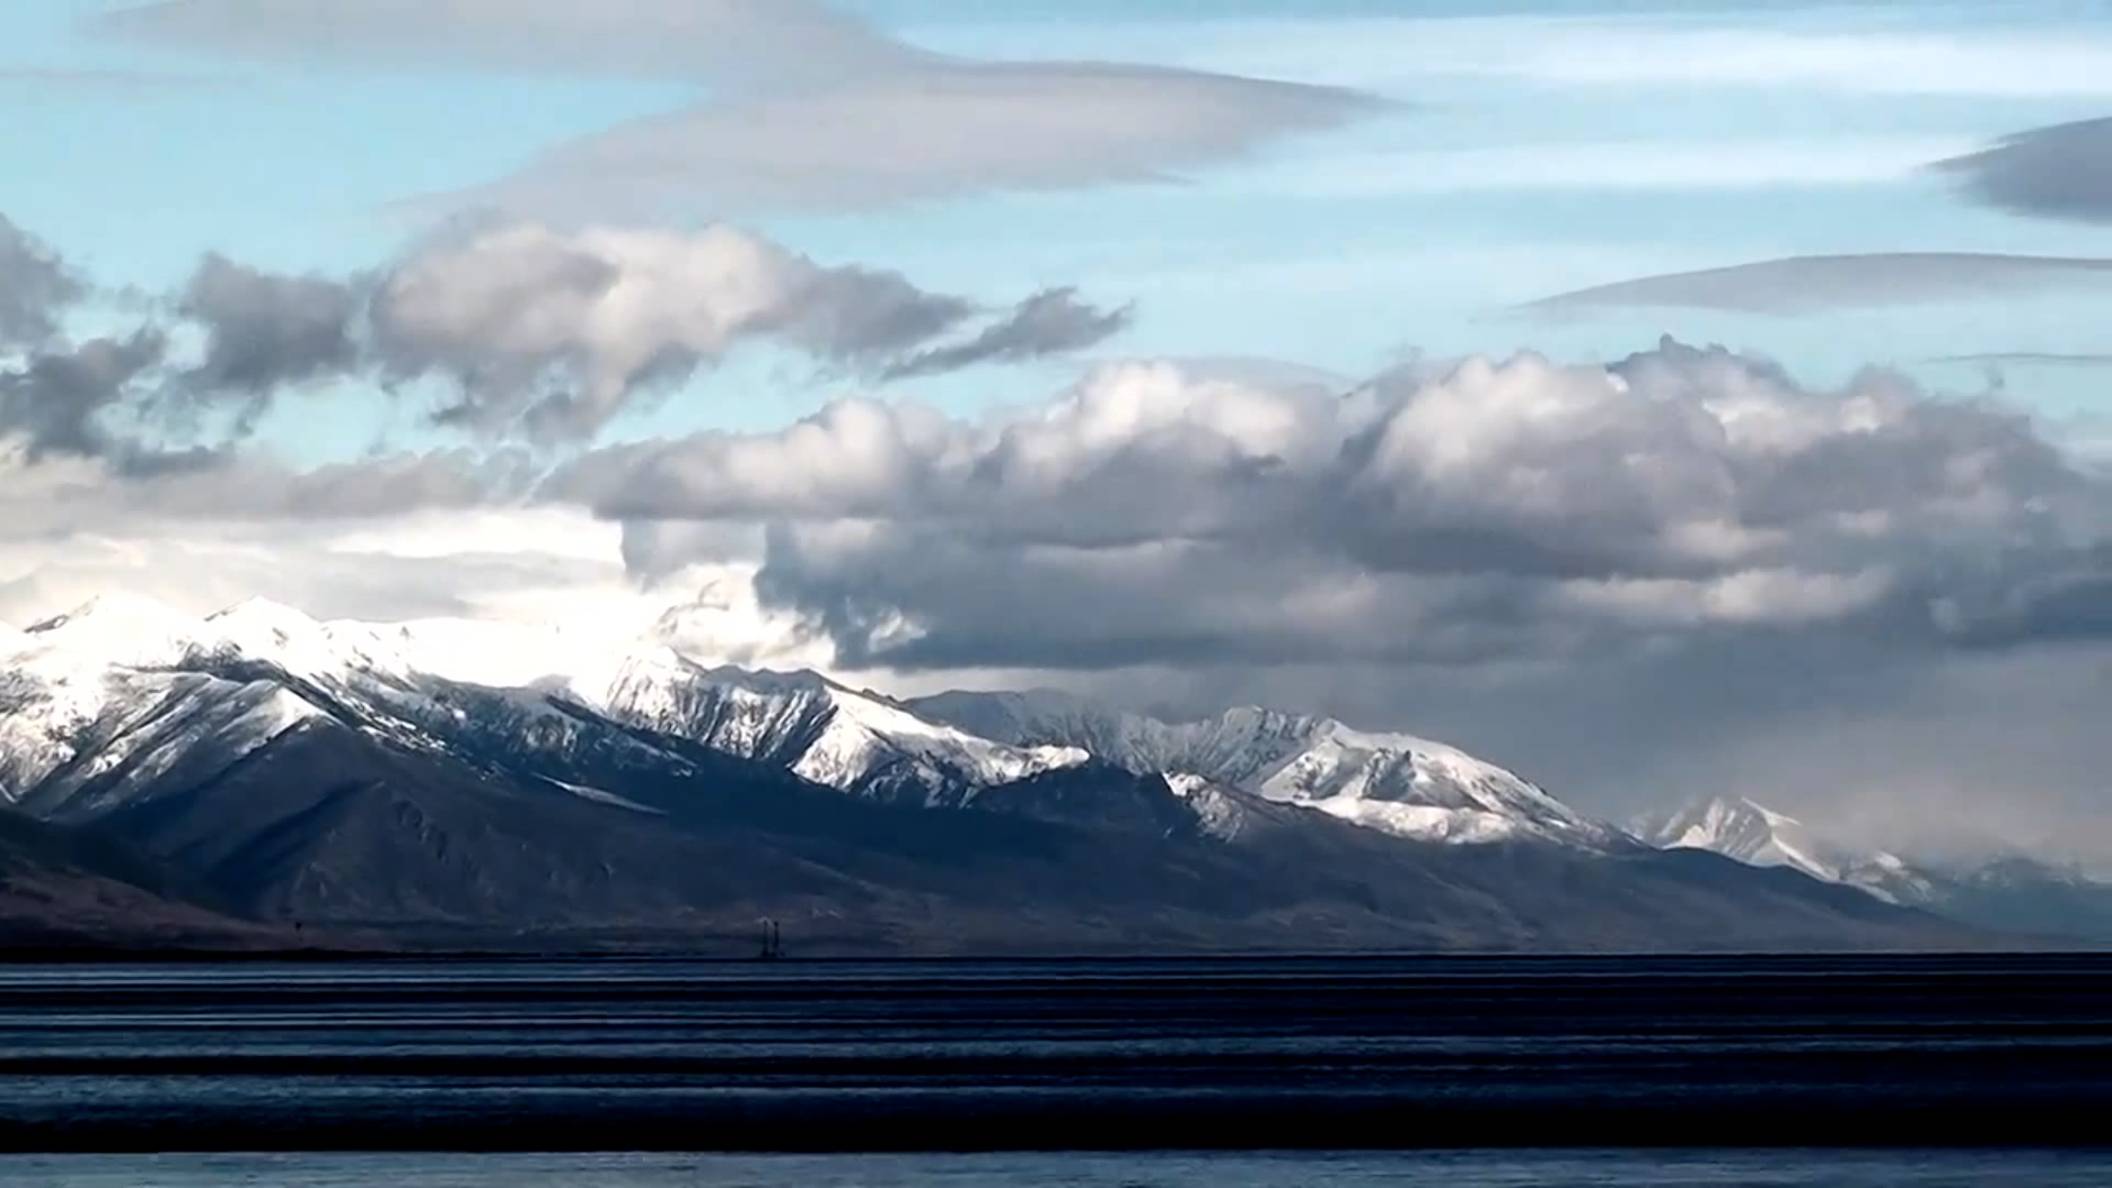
556,339,2108,670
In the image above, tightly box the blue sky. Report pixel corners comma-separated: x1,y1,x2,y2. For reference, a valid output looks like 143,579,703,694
10,0,2112,459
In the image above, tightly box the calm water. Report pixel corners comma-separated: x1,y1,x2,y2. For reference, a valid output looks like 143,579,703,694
0,955,2107,1165
3,1151,2112,1186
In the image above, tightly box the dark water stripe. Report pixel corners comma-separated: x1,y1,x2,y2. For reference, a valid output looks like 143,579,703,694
1,956,2110,1151
4,1090,2112,1152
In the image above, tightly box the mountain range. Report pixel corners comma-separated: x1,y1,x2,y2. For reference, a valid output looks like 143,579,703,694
0,594,1991,954
1637,797,2112,944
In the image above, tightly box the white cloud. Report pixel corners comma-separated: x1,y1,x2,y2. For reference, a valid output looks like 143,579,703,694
373,223,970,438
367,221,1134,439
0,496,829,676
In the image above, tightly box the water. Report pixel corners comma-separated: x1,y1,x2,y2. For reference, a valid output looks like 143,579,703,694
3,1151,2112,1186
0,954,2108,1179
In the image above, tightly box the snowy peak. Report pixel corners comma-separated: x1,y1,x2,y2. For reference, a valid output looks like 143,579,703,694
0,596,403,811
11,594,370,682
1641,797,1838,883
16,593,208,670
203,597,330,655
587,654,1087,804
1636,797,1933,904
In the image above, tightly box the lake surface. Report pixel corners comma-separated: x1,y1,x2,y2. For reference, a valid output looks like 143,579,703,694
0,954,2108,1155
5,1151,2112,1187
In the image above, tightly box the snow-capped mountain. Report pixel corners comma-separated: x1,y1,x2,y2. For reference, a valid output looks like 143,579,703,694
0,595,1079,817
0,595,1614,844
0,594,1987,952
912,690,1620,848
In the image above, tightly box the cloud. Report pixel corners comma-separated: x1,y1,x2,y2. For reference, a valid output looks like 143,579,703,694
100,1,1377,221
553,340,2107,670
0,501,628,627
1935,117,2112,225
1929,353,2112,368
97,0,910,86
0,209,1124,451
1522,254,2112,316
0,437,528,541
1245,137,1979,199
1929,552,2112,647
1145,18,2112,99
0,331,167,463
463,63,1381,221
882,288,1131,382
177,254,361,400
370,223,980,439
0,215,83,348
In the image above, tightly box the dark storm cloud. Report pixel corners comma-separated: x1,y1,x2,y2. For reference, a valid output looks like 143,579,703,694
1930,553,2112,648
1934,117,2112,225
882,288,1132,381
1521,253,2112,316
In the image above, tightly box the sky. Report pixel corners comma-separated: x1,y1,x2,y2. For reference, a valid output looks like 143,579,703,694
4,0,2112,860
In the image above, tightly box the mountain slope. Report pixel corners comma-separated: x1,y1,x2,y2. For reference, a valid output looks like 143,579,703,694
0,809,290,950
